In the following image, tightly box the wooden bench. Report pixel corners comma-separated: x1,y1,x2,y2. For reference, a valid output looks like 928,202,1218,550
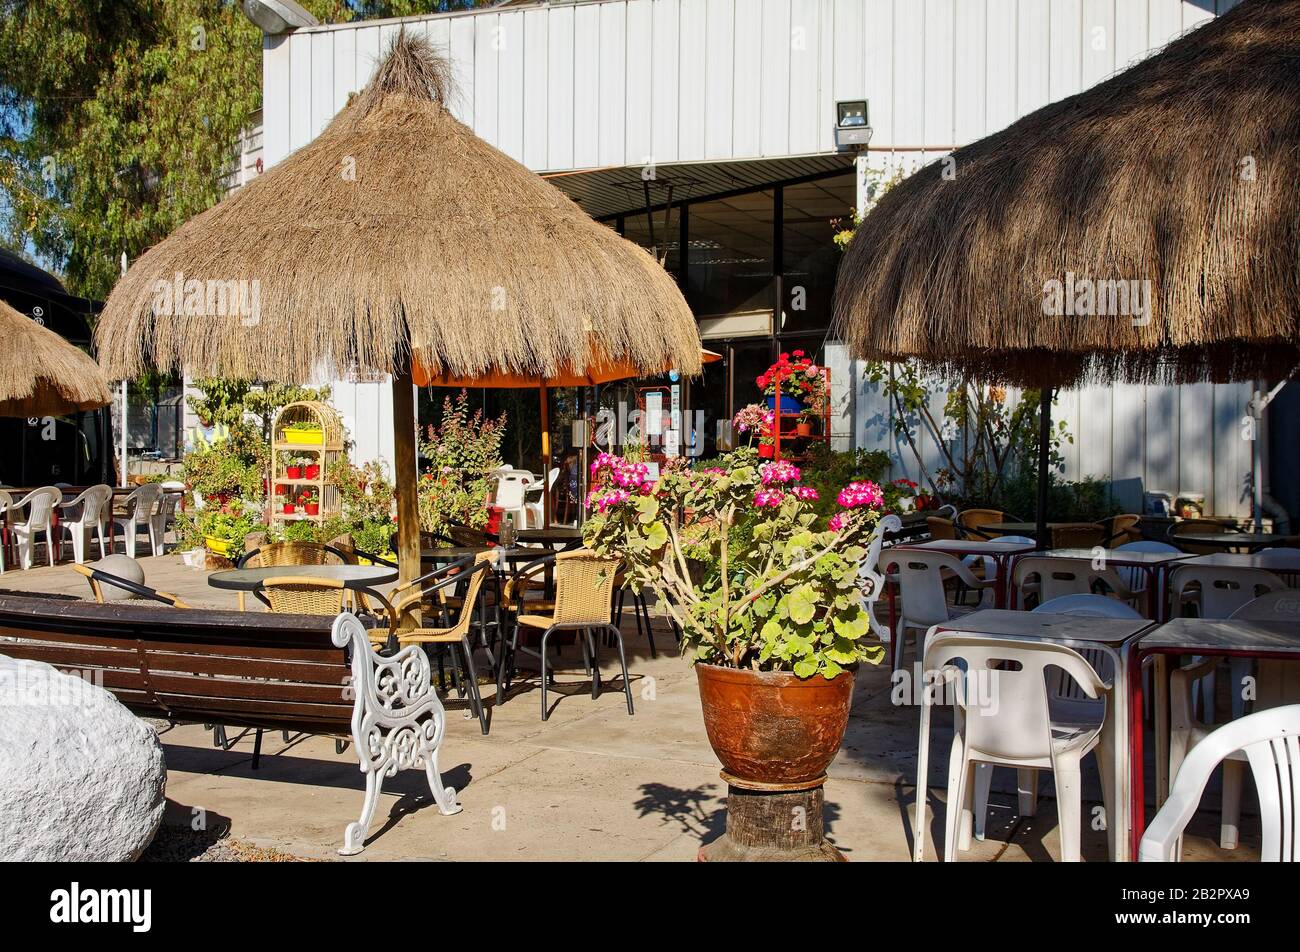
0,595,462,854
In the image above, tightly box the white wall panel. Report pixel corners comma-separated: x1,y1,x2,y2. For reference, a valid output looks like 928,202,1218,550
598,2,627,165
498,11,526,161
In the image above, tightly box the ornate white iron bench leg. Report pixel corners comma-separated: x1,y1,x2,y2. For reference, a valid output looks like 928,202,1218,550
332,613,463,856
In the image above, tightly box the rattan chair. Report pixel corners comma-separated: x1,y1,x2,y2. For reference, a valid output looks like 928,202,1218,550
1167,518,1236,555
1050,523,1107,549
925,516,958,541
956,508,1018,540
235,541,348,610
1101,513,1141,546
72,560,190,608
500,549,632,722
257,575,349,615
387,556,495,734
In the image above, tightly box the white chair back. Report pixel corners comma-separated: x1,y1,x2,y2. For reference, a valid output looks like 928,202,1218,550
1014,556,1133,605
16,486,61,528
494,473,532,510
1033,593,1143,619
1229,589,1300,623
894,550,977,628
0,490,12,516
78,484,114,525
1170,564,1286,619
125,483,162,518
927,634,1107,762
1116,540,1180,554
1140,704,1300,862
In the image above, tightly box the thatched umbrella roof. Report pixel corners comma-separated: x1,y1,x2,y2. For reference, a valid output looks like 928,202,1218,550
833,0,1300,388
94,32,701,384
0,299,110,417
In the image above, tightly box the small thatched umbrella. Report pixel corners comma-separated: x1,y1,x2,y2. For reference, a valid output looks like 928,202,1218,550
834,0,1300,539
0,299,110,418
95,33,701,582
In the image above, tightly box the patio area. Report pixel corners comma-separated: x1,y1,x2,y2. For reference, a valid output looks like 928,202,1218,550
1,556,1256,863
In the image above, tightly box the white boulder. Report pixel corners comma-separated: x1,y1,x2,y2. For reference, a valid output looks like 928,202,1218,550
0,653,166,861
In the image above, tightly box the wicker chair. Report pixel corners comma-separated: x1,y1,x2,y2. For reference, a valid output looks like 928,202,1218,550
1168,518,1236,555
926,516,958,541
957,508,1017,540
1050,523,1108,549
1101,513,1141,546
236,541,348,610
72,560,190,608
500,549,632,722
256,575,349,615
386,556,495,734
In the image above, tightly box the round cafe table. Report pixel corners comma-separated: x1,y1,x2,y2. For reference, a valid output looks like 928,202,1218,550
1171,531,1290,553
208,564,400,616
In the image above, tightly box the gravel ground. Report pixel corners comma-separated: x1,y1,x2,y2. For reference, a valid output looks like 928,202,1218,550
140,823,322,862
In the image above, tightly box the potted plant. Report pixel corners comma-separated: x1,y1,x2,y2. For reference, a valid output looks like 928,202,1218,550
796,408,815,438
285,458,303,480
303,458,321,480
282,421,325,445
300,489,320,516
757,434,775,459
283,498,296,515
583,453,895,860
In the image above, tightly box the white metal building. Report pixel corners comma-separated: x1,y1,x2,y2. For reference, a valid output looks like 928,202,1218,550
256,0,1274,519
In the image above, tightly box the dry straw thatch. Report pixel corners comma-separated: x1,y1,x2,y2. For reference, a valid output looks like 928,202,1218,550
833,0,1300,388
0,299,110,417
95,32,700,384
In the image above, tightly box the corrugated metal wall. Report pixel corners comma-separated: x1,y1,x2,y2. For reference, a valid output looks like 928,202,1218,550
261,0,1256,515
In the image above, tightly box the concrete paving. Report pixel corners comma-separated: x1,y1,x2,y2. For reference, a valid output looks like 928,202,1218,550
0,554,1259,862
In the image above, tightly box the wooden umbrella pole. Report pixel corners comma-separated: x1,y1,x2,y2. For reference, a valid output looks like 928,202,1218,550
392,366,422,616
1036,387,1053,546
539,385,551,528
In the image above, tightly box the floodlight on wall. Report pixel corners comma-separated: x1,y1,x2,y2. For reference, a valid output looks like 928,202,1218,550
834,100,873,150
242,0,318,34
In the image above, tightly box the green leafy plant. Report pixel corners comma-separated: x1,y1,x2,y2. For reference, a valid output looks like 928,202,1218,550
583,453,887,680
418,390,506,536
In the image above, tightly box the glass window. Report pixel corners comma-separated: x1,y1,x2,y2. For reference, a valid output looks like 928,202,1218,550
779,173,854,336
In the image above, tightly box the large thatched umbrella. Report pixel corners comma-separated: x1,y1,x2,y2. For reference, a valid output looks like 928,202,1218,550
0,299,110,417
834,0,1300,539
95,34,701,582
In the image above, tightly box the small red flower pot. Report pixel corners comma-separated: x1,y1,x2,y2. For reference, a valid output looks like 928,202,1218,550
304,503,320,516
276,484,288,497
304,464,320,480
283,503,296,514
285,466,302,480
758,443,774,459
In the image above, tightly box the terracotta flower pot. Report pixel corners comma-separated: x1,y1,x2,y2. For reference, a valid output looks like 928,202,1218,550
304,464,320,480
695,664,854,787
304,503,319,516
796,421,812,437
285,466,302,480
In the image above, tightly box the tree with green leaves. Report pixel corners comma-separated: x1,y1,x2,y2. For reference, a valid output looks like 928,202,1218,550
0,0,490,298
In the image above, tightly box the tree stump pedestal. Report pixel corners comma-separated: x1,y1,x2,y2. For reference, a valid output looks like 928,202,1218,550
698,772,844,862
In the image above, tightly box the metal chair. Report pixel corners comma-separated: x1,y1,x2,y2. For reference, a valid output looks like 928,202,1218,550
1141,704,1300,862
1167,517,1235,555
500,549,632,721
257,575,348,615
10,486,62,569
57,484,113,564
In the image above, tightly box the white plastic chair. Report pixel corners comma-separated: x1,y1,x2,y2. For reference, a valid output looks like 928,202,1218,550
890,551,992,675
0,489,15,574
1013,556,1138,610
1167,591,1300,849
967,594,1139,844
917,633,1111,862
494,472,533,530
109,483,161,558
149,491,182,556
10,486,63,569
524,467,559,529
1140,704,1300,862
56,484,113,564
959,534,1035,607
1170,563,1287,722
